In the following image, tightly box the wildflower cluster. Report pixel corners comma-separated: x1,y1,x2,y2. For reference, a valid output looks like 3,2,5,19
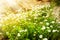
1,5,60,40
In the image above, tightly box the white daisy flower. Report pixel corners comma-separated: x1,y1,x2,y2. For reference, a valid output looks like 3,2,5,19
52,30,57,32
39,35,43,38
46,22,49,25
33,34,36,36
17,33,21,37
50,25,53,28
41,26,46,30
24,29,27,32
19,29,27,32
48,30,51,32
19,30,24,32
51,21,55,23
43,38,48,40
44,19,47,21
50,9,53,11
40,22,43,24
6,32,9,34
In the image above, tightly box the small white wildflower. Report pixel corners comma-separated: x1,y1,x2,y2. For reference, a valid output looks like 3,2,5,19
46,22,49,25
39,35,43,38
52,30,57,32
19,30,24,32
33,34,36,36
19,29,27,32
44,19,47,21
48,30,51,32
6,32,9,34
40,22,43,24
51,21,55,23
17,33,21,37
24,29,27,32
43,38,48,40
50,9,53,11
41,26,46,30
50,25,53,28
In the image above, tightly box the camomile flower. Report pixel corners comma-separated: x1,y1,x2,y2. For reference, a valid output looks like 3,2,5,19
40,22,43,24
43,38,48,40
52,30,57,32
19,29,27,32
44,19,47,21
6,32,9,34
51,21,55,23
48,30,51,32
24,29,27,32
19,30,24,32
46,22,49,25
50,25,53,28
39,35,43,38
33,34,36,36
41,26,46,30
17,33,21,37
